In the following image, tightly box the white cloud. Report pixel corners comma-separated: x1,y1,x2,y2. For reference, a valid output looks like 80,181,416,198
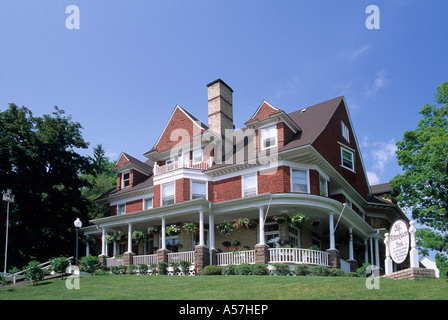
339,45,371,61
371,140,397,174
367,171,380,185
365,69,387,97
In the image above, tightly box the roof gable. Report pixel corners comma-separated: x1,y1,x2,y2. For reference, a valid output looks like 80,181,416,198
147,105,207,154
245,100,283,125
113,152,152,174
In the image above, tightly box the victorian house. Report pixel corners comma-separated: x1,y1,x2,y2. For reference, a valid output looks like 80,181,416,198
81,79,406,274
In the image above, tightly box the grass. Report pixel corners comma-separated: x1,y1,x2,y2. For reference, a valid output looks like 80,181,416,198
1,275,447,300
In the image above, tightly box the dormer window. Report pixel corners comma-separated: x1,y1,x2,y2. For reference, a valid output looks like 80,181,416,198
122,172,130,188
260,124,277,150
192,149,203,165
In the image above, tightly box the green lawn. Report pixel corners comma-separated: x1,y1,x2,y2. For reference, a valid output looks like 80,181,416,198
1,275,447,300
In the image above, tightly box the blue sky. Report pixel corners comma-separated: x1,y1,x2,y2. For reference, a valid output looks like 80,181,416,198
1,0,447,186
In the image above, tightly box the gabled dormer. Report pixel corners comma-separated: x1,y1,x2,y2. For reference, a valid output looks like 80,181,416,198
244,101,301,152
113,152,153,190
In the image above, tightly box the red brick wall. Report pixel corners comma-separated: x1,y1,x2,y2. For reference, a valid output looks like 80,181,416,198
277,122,295,148
153,184,161,208
309,169,320,195
110,205,117,216
176,178,191,203
126,199,143,213
258,166,291,194
210,176,242,203
132,169,148,186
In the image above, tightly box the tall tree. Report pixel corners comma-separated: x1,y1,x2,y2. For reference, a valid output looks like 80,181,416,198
391,81,448,277
0,104,91,269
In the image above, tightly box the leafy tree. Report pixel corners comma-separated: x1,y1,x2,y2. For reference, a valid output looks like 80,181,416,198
0,104,91,268
391,81,448,277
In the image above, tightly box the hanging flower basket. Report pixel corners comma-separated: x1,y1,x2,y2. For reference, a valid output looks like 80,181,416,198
147,226,159,236
290,213,307,228
181,222,199,234
105,235,115,244
217,220,233,235
310,219,321,227
272,216,288,224
132,230,148,243
232,218,257,231
115,231,128,243
165,224,181,236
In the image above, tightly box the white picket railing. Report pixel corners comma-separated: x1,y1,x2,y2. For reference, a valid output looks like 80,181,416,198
167,251,195,264
268,248,329,266
155,158,213,176
106,257,124,267
217,250,255,266
133,254,158,265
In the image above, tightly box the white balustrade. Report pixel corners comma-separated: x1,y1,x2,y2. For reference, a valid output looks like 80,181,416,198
167,251,195,264
217,250,255,266
268,248,329,267
133,254,158,265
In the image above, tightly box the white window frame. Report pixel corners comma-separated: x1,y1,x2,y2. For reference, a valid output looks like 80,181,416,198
242,173,257,197
290,168,309,194
342,121,350,143
191,180,207,200
319,175,328,197
122,171,130,188
341,147,355,171
260,124,278,150
144,197,153,210
161,182,175,206
288,224,301,248
117,204,126,215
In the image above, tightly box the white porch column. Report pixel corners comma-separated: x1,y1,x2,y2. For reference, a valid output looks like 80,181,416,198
409,221,419,268
85,236,90,256
364,239,369,264
101,228,107,256
329,213,335,250
161,217,166,250
374,236,380,267
258,207,265,245
209,213,215,250
199,210,205,246
113,230,117,256
348,227,354,261
127,223,133,253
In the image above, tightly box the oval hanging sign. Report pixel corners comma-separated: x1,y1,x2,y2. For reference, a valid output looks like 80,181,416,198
389,219,410,264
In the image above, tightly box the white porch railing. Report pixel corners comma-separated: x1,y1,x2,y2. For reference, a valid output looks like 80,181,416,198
106,257,124,267
268,248,329,267
155,158,213,176
217,250,256,266
167,251,195,264
133,254,158,265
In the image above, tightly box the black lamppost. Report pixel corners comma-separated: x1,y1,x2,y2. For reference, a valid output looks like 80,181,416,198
2,189,14,275
74,218,82,265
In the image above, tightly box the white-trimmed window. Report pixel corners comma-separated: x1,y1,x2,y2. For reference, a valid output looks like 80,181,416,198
192,149,203,164
319,176,328,197
291,169,308,193
122,172,130,188
265,223,280,248
341,147,354,171
242,173,257,197
260,125,277,150
117,204,126,215
161,182,175,206
342,122,350,142
144,197,153,210
191,180,207,199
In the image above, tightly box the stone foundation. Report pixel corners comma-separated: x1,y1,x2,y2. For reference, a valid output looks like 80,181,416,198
194,245,210,275
255,244,269,264
385,268,436,280
326,249,341,269
98,254,108,266
157,248,168,263
123,252,135,266
347,259,358,273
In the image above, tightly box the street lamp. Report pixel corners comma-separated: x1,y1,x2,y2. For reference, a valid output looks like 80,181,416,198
74,218,82,265
2,189,15,275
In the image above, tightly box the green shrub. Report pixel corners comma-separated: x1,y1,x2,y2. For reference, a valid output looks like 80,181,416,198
309,266,330,276
222,264,237,275
158,262,169,275
328,268,346,277
79,255,101,274
137,264,149,275
272,263,291,276
294,265,310,276
202,265,222,275
252,263,269,275
0,273,6,286
50,257,70,278
148,263,157,275
356,263,371,277
345,272,359,277
23,261,45,285
110,265,127,275
179,261,192,274
236,263,253,275
128,264,138,275
170,262,181,274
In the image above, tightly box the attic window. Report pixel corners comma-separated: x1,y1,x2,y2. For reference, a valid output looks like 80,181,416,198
342,122,350,142
260,125,277,150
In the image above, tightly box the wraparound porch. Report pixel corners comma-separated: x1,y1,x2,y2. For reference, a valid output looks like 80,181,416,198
83,193,383,274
